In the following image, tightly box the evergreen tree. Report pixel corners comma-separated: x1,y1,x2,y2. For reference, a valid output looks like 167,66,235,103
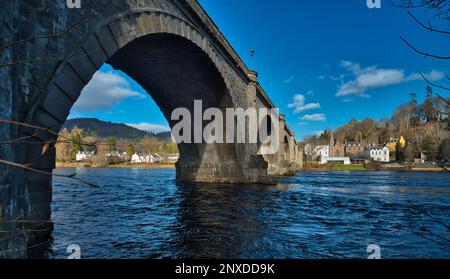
70,132,83,161
127,144,135,161
107,138,117,153
421,86,438,122
395,142,405,162
409,92,419,126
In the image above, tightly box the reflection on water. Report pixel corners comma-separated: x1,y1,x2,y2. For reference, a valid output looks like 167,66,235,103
39,169,450,259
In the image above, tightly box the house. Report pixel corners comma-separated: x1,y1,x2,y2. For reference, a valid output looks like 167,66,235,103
386,136,406,152
345,140,365,157
414,152,427,164
167,153,180,163
314,145,329,164
369,146,390,162
152,153,162,163
106,151,128,159
314,145,351,165
131,153,142,164
322,157,352,165
131,153,154,164
75,151,94,162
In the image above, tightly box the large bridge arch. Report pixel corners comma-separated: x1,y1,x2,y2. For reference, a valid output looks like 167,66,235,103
24,10,249,182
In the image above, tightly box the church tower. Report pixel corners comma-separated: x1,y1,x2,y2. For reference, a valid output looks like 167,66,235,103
329,132,335,157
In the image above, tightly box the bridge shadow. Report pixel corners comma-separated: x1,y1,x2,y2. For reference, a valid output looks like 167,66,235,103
163,182,282,259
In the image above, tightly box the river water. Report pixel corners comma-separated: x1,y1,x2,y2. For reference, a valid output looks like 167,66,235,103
44,168,449,259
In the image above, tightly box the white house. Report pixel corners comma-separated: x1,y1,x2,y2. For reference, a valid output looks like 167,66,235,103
152,153,162,163
323,157,351,165
370,146,390,162
313,145,351,165
314,145,329,164
75,151,94,162
106,151,128,160
131,153,154,164
167,153,180,163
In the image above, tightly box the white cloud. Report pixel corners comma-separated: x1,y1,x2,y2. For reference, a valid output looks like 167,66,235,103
335,60,445,97
282,75,295,84
300,113,326,122
406,70,446,82
126,122,170,134
337,62,405,97
288,94,321,114
71,71,145,113
342,98,353,103
126,122,171,134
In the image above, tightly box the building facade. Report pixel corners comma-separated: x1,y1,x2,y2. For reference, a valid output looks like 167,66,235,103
369,146,390,162
345,141,365,157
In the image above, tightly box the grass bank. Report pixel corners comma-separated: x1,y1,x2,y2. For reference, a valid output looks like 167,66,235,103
332,164,367,171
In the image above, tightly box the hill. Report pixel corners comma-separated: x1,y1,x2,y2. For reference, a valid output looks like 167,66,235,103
62,118,168,141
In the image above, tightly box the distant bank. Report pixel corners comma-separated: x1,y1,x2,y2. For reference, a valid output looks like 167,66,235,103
56,162,175,169
303,163,448,172
55,162,447,172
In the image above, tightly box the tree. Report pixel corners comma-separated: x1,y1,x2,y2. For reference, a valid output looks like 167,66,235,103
55,128,71,163
422,136,439,161
395,142,406,162
420,86,439,122
162,142,178,154
107,138,117,153
409,92,420,126
438,139,450,162
391,104,412,135
127,144,135,162
92,142,109,167
69,127,84,161
379,124,390,144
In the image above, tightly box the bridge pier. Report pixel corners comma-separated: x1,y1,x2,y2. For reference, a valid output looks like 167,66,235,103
176,160,274,185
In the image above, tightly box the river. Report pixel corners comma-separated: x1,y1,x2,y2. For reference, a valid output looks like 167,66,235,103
42,168,449,259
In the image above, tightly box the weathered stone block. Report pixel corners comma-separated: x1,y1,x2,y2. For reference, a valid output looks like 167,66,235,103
40,84,75,123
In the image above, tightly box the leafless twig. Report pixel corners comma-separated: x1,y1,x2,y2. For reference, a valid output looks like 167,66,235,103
0,158,98,188
418,72,450,106
407,11,450,34
400,36,450,59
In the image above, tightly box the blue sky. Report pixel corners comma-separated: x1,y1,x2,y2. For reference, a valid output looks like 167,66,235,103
68,0,449,139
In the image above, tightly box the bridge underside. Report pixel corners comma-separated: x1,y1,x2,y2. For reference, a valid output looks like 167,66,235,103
107,33,270,184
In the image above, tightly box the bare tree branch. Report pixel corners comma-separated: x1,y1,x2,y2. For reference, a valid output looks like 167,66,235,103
0,158,98,188
407,11,450,34
0,135,36,144
0,119,108,148
392,0,450,19
400,36,450,59
419,71,450,94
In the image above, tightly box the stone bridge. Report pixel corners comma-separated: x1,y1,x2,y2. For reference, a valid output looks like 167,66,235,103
0,0,302,257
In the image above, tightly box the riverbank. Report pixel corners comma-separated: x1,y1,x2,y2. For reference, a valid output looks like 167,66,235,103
56,162,176,169
303,163,448,172
303,164,367,172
